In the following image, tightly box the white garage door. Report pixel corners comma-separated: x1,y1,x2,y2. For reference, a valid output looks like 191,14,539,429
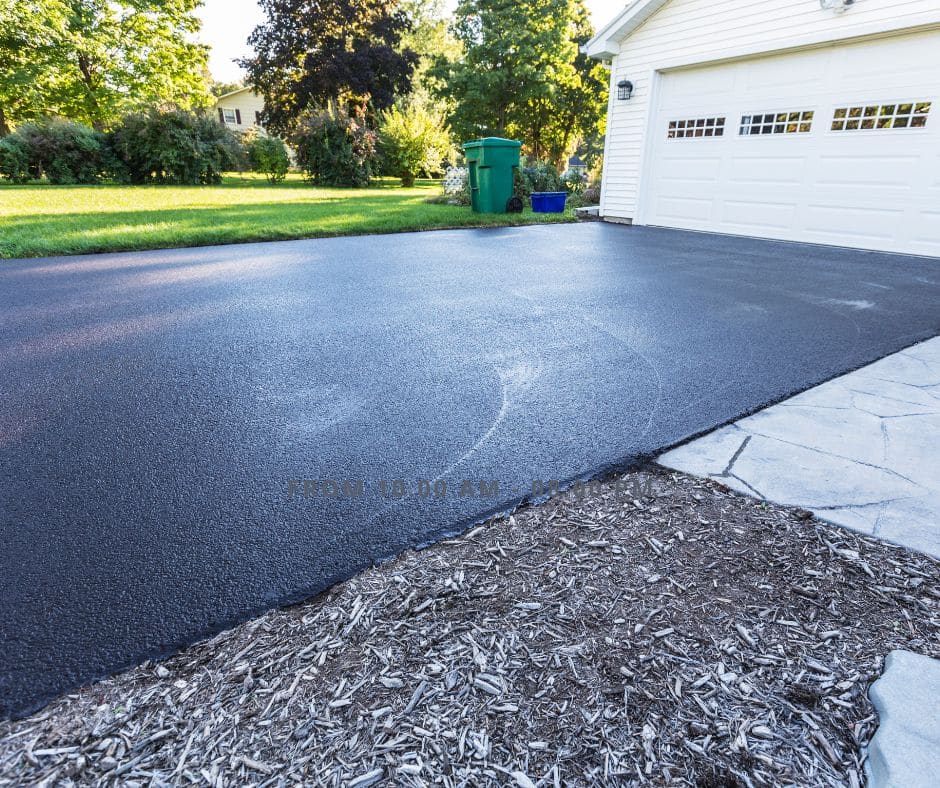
643,30,940,256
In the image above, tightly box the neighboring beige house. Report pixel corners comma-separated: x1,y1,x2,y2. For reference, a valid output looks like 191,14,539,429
214,87,266,134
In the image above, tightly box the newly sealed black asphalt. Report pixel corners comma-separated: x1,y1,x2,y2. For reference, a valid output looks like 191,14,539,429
2,223,939,717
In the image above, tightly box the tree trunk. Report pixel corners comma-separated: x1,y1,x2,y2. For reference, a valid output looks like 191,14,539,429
77,52,104,130
0,106,10,137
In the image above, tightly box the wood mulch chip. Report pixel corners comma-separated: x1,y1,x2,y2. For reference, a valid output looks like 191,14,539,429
1,467,938,787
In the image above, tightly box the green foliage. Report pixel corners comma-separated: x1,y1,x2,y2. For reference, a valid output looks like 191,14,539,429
109,110,243,185
0,135,33,183
246,133,290,184
0,119,108,184
435,0,607,164
513,161,565,205
0,3,66,135
378,103,453,186
563,170,587,196
291,110,377,187
211,81,245,98
243,0,419,136
398,0,463,102
0,0,212,131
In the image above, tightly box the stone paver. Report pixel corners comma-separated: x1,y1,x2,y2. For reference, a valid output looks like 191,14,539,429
866,650,940,788
659,336,940,558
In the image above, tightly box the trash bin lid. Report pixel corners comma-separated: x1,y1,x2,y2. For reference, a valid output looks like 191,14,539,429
462,137,522,150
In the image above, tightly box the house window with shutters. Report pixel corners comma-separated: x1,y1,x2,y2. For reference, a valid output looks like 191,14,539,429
220,108,237,124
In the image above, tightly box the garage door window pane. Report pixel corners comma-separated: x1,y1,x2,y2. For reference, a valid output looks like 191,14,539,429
668,116,725,139
740,109,813,135
833,101,931,131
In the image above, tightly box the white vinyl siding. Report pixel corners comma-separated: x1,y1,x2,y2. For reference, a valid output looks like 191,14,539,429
214,90,267,133
600,0,940,220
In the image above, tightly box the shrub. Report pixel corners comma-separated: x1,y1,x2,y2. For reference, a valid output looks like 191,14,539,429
513,160,565,206
378,104,453,187
0,134,33,184
0,120,108,184
581,184,601,205
563,170,588,195
291,109,376,187
109,110,243,185
245,132,290,183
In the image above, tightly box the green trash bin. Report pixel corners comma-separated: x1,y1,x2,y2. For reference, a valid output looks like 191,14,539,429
462,137,522,214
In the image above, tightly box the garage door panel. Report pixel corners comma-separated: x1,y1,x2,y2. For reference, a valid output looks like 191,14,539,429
657,154,723,182
804,205,905,242
721,201,798,232
815,153,921,190
728,155,805,185
644,30,940,255
927,157,940,193
654,196,713,223
913,214,940,254
741,53,825,93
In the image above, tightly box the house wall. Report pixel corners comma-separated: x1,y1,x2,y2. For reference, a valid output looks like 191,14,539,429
600,0,940,220
214,90,266,134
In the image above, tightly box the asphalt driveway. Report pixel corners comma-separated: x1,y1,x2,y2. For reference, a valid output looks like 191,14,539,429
2,223,939,718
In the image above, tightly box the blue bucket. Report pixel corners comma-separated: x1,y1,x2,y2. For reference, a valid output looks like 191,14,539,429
531,191,568,213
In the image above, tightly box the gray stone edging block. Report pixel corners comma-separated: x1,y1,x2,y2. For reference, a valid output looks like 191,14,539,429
866,650,940,788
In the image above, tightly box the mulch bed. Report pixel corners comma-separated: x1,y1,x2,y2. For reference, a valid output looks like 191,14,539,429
1,467,938,787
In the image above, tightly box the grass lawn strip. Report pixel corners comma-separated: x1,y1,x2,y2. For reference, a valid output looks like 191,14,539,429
1,467,937,786
0,175,576,259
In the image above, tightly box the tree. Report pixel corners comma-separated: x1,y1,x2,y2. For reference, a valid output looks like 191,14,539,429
0,2,67,135
242,0,419,136
398,0,462,101
514,0,607,165
436,0,607,165
379,101,453,186
211,81,245,98
0,1,212,132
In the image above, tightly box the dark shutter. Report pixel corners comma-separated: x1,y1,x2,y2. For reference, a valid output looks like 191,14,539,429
255,111,261,125
235,109,241,124
218,107,224,124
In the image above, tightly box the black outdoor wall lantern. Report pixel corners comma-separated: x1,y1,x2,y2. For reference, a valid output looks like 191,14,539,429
617,80,634,101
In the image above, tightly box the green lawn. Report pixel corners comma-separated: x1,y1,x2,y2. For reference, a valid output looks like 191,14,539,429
0,174,576,259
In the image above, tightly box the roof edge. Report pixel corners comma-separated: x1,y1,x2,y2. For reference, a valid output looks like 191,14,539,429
584,0,671,59
215,86,253,101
